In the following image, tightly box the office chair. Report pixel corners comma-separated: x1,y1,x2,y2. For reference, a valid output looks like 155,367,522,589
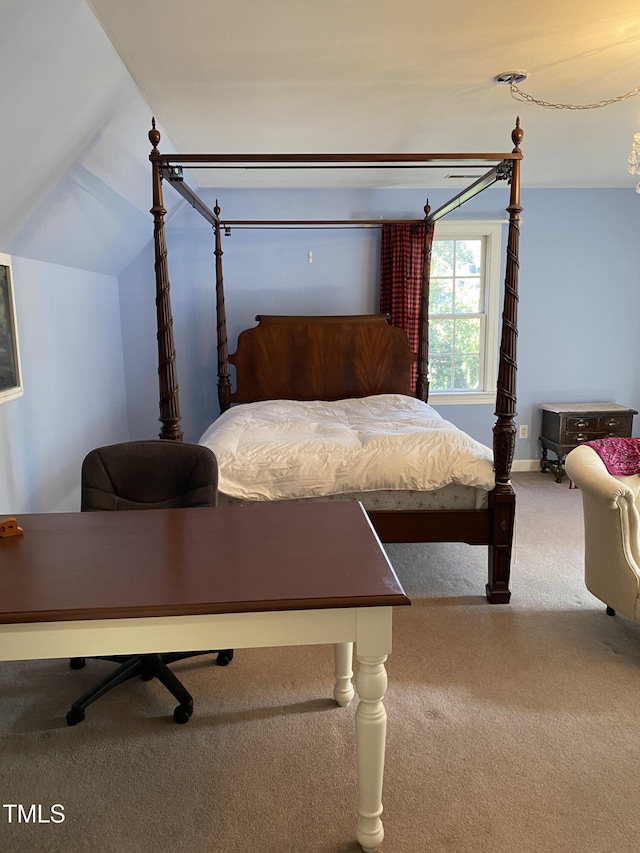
66,439,233,726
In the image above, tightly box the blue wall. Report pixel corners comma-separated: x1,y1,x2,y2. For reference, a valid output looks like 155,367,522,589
0,258,130,513
3,185,638,514
516,188,640,452
120,184,640,456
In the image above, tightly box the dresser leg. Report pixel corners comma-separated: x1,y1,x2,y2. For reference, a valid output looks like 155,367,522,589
540,447,549,473
552,456,566,483
540,448,566,482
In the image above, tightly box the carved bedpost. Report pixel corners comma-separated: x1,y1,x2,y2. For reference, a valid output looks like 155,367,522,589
415,201,432,402
486,119,523,605
149,119,183,440
493,119,523,485
214,201,231,412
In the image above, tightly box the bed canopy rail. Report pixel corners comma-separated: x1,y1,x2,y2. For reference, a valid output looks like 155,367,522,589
428,161,512,222
160,165,220,227
148,119,523,494
151,149,521,170
200,161,506,233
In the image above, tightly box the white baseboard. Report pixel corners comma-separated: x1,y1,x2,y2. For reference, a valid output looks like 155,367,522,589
512,459,540,473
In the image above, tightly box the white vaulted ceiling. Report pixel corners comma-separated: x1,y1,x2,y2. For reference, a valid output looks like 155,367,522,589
87,0,640,189
1,0,639,273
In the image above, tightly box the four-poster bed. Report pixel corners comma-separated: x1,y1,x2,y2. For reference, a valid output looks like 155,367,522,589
148,119,523,604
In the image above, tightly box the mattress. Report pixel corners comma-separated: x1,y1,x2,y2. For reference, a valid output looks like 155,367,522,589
199,393,495,503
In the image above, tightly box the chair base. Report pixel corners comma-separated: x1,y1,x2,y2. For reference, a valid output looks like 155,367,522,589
66,649,233,726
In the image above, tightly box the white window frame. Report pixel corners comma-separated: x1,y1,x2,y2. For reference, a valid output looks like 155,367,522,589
0,253,23,405
428,220,503,406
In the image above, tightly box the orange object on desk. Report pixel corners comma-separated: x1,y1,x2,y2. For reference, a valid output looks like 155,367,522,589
0,517,23,537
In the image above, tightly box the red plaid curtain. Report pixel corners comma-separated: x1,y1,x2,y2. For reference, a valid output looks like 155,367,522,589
380,222,434,390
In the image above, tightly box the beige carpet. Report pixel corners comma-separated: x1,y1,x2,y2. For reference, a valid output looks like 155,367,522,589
2,473,640,853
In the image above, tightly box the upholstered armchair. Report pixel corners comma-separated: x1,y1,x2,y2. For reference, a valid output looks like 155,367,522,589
565,441,640,620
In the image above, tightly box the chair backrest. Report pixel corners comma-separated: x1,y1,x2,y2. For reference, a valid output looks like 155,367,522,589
81,440,218,511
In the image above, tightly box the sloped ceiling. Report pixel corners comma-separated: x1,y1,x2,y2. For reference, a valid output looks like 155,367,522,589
1,0,639,275
1,0,162,275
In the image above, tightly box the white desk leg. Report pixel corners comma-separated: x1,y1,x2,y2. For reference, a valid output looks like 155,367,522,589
355,653,388,853
333,642,355,706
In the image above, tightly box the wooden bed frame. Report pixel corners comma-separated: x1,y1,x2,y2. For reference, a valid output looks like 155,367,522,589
147,120,523,604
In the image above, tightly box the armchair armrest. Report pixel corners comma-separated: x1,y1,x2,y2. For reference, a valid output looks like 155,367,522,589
565,445,636,510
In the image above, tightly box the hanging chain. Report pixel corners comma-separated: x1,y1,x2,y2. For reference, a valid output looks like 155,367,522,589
509,78,640,110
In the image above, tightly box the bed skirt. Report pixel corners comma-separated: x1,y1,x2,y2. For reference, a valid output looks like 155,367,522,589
217,484,489,511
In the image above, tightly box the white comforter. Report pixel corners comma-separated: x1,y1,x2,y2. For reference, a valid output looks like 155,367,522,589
199,394,495,501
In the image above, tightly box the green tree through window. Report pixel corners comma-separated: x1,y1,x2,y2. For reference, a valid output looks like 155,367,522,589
428,223,502,403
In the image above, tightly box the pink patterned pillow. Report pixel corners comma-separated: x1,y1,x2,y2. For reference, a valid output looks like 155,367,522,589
584,437,640,476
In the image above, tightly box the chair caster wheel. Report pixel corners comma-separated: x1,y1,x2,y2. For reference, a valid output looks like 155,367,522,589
173,704,193,724
66,707,85,726
216,649,234,666
69,657,86,670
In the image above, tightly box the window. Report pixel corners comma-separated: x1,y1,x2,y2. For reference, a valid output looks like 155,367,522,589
428,221,503,405
0,253,23,404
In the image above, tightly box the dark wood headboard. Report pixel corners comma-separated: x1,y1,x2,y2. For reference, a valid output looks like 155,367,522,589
228,314,416,406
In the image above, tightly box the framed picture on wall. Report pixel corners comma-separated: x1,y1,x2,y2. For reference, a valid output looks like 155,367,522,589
0,253,23,404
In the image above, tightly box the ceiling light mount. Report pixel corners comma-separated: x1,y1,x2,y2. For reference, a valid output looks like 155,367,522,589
495,72,528,85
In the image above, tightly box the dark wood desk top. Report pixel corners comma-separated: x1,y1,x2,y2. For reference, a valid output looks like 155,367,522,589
0,503,409,625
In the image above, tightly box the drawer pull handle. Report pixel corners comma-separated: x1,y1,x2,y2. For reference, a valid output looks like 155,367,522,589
575,419,589,429
575,433,589,442
606,419,621,428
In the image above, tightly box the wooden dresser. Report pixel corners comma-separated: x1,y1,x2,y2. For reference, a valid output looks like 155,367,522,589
540,402,638,482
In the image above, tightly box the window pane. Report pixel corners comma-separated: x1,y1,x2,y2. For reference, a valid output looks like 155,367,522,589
430,318,453,354
429,278,453,314
454,317,481,354
454,354,480,390
431,241,454,276
455,240,482,275
430,355,453,391
454,278,481,313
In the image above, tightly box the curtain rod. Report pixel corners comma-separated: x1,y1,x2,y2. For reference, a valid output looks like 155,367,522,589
219,218,427,229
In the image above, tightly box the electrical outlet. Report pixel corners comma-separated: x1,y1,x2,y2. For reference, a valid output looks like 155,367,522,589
518,424,529,440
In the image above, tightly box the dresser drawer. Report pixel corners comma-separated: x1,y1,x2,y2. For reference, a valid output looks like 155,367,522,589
566,416,598,432
599,415,632,434
565,431,600,444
